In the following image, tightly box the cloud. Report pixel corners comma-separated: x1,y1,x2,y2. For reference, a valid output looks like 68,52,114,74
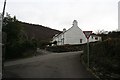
0,0,119,31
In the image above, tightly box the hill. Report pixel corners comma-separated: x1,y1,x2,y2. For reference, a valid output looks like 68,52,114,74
3,16,62,59
19,21,62,41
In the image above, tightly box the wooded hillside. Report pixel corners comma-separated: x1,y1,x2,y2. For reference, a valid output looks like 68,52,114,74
19,22,61,41
2,14,61,60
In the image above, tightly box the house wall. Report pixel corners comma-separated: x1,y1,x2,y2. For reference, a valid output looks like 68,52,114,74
89,36,102,42
52,33,64,45
52,31,101,46
64,26,87,45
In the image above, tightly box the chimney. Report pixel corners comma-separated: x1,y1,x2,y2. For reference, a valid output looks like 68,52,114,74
73,20,78,27
63,28,66,33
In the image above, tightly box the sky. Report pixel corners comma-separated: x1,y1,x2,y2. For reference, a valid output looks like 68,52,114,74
0,0,119,32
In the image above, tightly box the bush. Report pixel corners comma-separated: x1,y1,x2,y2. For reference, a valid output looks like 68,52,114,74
46,44,85,53
83,38,120,78
3,14,38,60
5,40,36,59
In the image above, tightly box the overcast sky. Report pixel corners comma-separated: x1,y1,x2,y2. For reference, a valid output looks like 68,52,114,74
0,0,119,32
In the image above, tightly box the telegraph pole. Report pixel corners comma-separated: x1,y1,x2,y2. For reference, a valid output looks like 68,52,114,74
2,0,7,20
0,0,7,79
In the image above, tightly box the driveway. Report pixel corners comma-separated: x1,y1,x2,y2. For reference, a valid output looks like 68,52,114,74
3,51,95,78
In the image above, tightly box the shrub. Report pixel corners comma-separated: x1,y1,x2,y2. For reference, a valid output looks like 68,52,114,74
83,38,120,78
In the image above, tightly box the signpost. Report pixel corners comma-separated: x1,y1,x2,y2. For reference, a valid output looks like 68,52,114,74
83,31,92,68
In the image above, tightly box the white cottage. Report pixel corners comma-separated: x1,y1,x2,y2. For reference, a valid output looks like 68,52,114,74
52,20,101,46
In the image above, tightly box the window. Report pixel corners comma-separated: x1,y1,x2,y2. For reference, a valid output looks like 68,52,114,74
95,37,98,40
61,38,64,45
92,36,93,39
80,39,82,43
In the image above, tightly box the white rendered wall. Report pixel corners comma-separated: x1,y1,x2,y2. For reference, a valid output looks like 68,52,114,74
64,26,87,45
89,36,101,42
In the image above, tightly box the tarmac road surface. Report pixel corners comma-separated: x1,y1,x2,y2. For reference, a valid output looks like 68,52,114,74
3,51,95,78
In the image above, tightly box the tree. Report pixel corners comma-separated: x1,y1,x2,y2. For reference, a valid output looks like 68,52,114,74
2,14,36,59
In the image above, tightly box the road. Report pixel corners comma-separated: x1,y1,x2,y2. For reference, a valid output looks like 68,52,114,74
3,51,95,78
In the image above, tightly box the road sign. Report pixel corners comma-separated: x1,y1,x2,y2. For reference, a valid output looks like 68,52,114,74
83,31,92,68
83,31,92,39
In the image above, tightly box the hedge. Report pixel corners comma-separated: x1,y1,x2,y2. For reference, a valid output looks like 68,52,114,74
83,38,120,78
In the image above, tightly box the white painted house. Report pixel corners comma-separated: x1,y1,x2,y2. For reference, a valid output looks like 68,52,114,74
52,20,101,46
